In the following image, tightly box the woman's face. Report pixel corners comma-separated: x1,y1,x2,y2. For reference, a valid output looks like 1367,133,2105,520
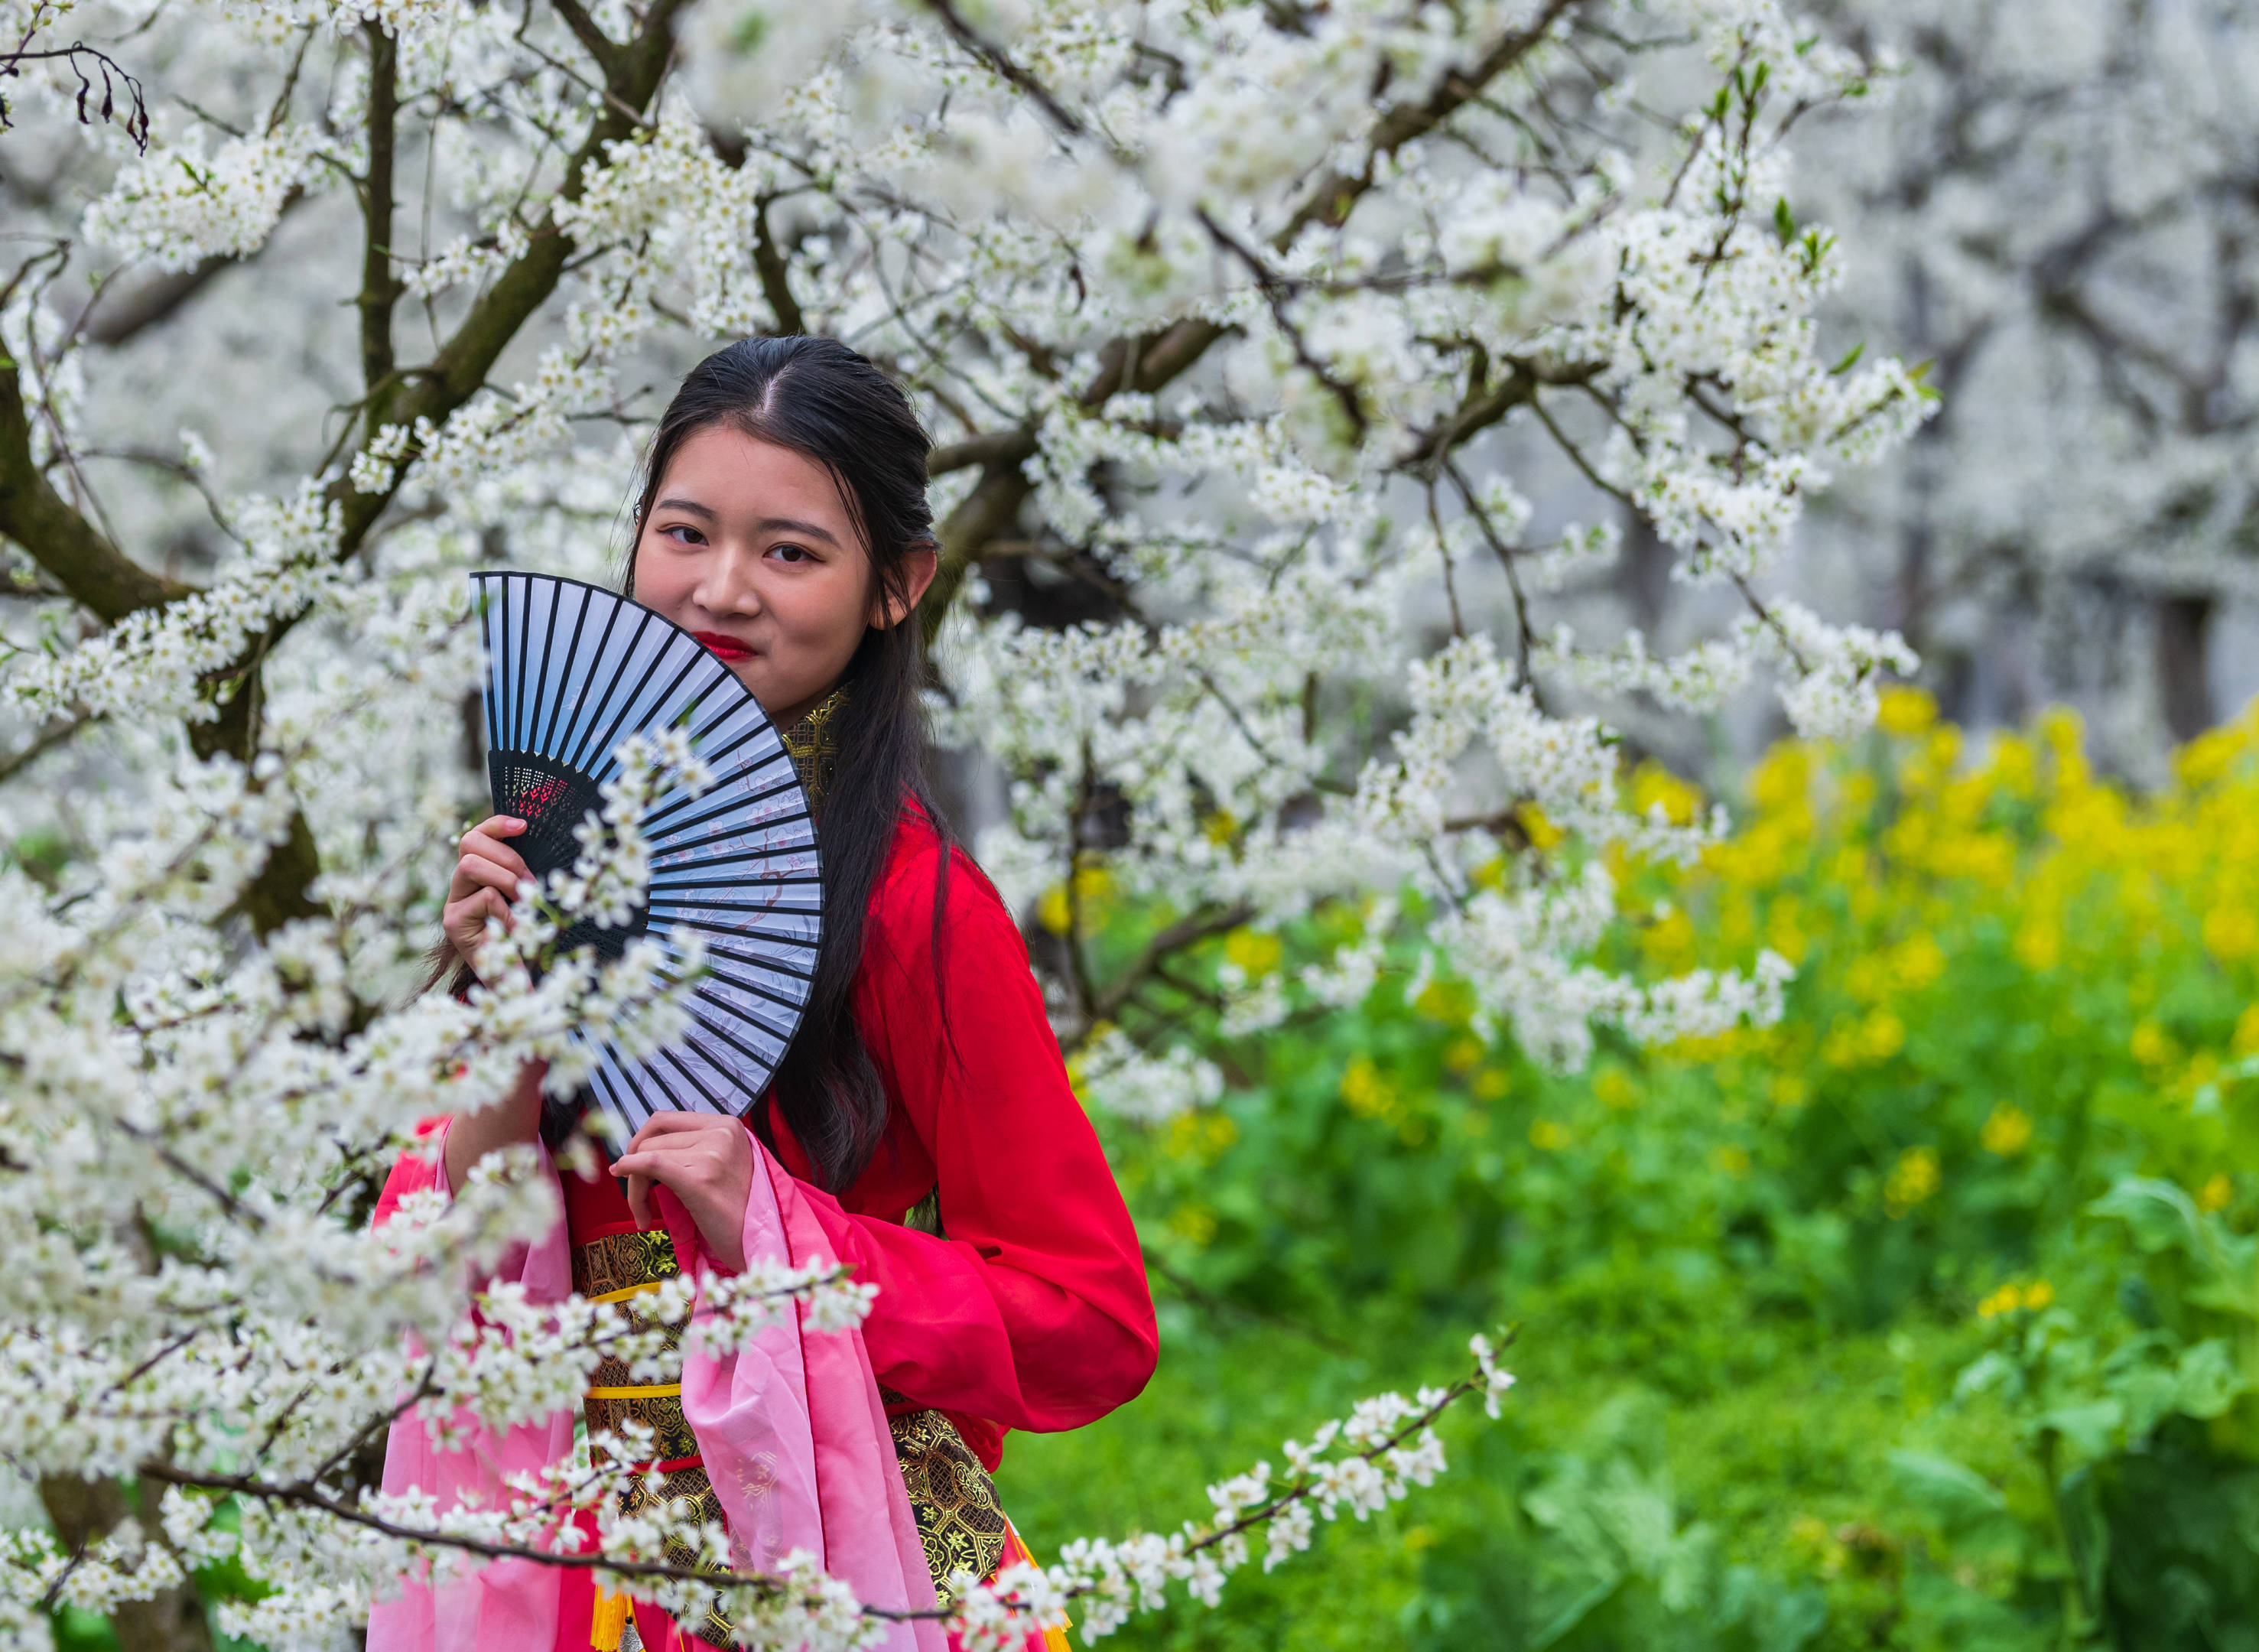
631,424,929,728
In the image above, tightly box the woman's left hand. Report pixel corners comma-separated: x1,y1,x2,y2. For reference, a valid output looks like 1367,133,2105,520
609,1112,752,1273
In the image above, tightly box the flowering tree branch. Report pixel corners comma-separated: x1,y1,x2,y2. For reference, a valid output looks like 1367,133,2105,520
0,4,1936,1644
0,352,190,620
356,23,401,401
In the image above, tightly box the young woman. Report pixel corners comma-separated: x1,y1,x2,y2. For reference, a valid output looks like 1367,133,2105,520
371,338,1156,1652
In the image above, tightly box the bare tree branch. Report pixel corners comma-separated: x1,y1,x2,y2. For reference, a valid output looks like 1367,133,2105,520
1087,901,1257,1029
752,193,807,336
918,0,1087,137
0,356,192,621
0,714,93,783
357,23,402,397
1278,0,1584,243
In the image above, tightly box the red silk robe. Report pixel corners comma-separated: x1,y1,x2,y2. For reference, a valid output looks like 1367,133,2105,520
766,810,1158,1466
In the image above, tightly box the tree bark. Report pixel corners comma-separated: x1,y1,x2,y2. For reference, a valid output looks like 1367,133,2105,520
1620,506,1671,634
2157,591,2215,743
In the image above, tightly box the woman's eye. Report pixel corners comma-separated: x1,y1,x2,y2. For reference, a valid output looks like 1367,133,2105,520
661,524,705,546
770,544,814,564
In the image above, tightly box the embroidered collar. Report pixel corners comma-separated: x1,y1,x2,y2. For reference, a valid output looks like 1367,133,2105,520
780,688,847,809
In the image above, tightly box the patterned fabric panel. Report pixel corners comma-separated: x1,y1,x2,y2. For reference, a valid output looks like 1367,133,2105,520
590,1339,683,1391
574,1228,682,1299
584,1389,700,1466
618,1463,733,1647
889,1407,1009,1605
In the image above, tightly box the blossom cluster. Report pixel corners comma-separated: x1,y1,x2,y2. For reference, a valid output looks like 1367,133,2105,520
948,1335,1518,1650
0,0,1923,1641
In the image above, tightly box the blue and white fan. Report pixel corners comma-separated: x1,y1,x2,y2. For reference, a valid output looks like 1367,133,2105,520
473,571,820,1139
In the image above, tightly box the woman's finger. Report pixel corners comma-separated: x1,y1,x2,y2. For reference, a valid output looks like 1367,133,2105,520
447,886,512,924
606,1138,721,1182
444,888,512,950
448,852,530,902
457,831,531,886
622,1111,733,1151
623,1171,655,1228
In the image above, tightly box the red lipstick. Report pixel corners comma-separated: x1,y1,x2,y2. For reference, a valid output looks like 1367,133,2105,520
692,631,752,660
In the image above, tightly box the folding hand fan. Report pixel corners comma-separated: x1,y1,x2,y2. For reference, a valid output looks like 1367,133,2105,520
473,570,820,1140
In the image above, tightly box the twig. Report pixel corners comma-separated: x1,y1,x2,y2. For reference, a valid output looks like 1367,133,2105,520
920,0,1086,137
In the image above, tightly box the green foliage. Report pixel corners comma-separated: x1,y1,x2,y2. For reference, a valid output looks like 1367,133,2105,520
1001,694,2259,1650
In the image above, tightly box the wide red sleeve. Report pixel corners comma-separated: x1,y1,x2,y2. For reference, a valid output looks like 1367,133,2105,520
783,830,1157,1436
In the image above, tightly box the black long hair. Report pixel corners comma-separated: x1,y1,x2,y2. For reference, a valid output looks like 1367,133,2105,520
626,336,951,1192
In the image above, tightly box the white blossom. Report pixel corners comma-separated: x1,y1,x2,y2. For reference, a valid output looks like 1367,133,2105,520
0,0,1918,1638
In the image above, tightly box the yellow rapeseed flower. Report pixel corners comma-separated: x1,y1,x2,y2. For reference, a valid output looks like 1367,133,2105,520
1848,880,1887,925
2131,1021,2176,1068
1169,1205,1218,1247
1518,805,1565,850
1414,978,1476,1026
2199,1174,2234,1212
2038,706,2086,763
1764,898,1809,964
1884,1145,1939,1216
1845,954,1889,1004
2014,917,2062,972
1224,927,1284,975
2204,905,2259,963
1750,745,1811,814
1875,686,1936,737
1859,1010,1907,1064
1037,863,1113,935
1528,1119,1572,1151
1977,1280,2053,1319
1165,1110,1238,1160
1981,1103,2033,1157
1891,933,1947,991
1645,905,1698,969
1986,733,2037,798
1631,763,1703,826
1341,1055,1400,1123
2176,721,2249,790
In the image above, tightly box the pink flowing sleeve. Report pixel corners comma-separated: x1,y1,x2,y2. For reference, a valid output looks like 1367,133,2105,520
366,1120,949,1652
366,1119,580,1652
671,1150,947,1652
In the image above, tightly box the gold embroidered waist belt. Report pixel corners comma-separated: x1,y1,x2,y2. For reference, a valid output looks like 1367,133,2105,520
574,1226,730,1649
882,1390,1009,1605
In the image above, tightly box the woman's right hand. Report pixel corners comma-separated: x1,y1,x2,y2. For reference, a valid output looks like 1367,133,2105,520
443,815,531,977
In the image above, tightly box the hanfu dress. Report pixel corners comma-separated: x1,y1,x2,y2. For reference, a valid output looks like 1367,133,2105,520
369,799,1157,1652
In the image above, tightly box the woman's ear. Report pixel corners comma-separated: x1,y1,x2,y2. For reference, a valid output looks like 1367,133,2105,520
873,540,940,630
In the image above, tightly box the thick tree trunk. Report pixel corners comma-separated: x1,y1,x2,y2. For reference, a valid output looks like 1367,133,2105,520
38,1475,214,1652
1620,506,1671,634
2157,592,2215,743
